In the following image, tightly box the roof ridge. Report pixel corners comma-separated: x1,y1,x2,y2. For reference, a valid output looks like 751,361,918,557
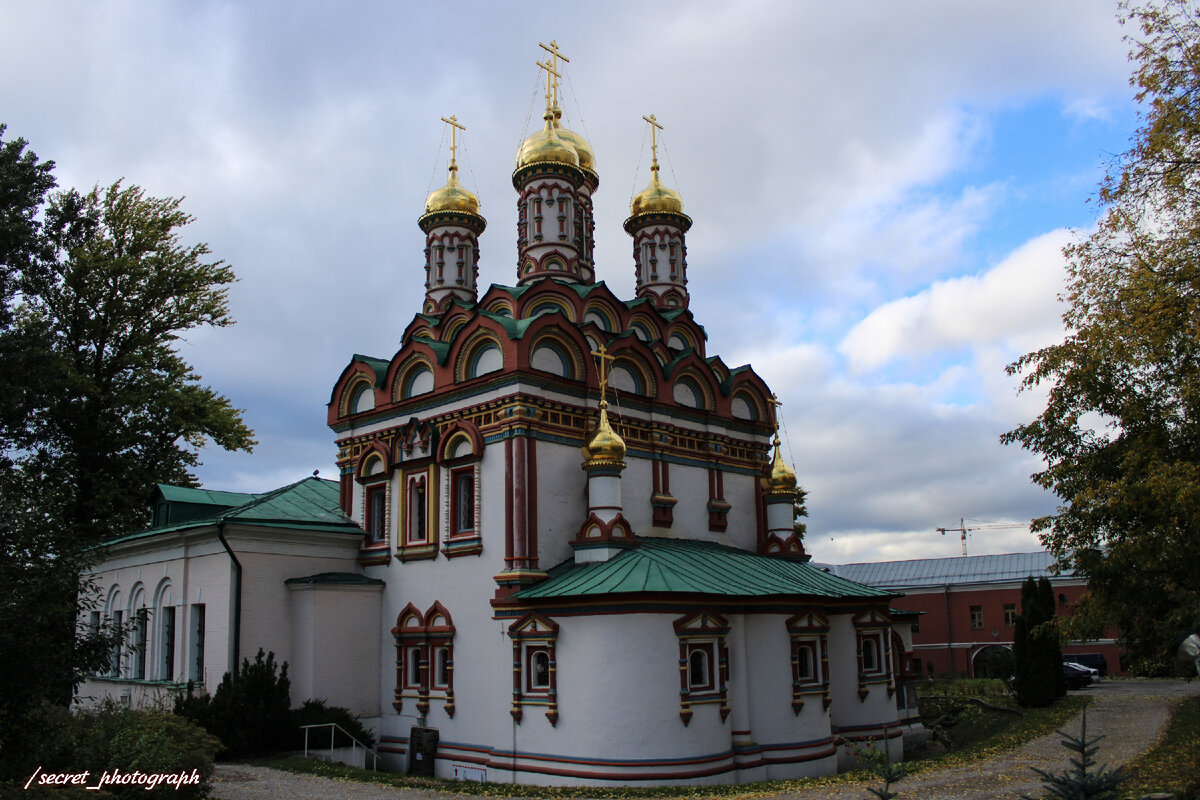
213,476,327,521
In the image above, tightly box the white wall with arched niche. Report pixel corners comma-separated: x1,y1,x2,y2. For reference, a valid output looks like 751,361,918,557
471,345,503,377
667,333,690,351
353,385,375,413
610,365,641,395
732,395,757,420
531,345,568,377
674,380,701,408
405,367,434,398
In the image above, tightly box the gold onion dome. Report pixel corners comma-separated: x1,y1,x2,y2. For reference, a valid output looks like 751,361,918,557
630,166,684,216
766,440,798,493
552,107,596,172
583,402,626,465
516,110,580,169
424,164,480,215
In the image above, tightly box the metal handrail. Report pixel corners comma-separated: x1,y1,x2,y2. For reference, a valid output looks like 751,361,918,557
301,722,379,771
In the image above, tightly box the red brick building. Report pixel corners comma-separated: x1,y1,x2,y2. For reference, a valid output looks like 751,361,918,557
818,552,1125,678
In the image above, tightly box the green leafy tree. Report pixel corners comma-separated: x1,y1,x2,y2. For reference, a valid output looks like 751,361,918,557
1013,577,1065,707
1002,0,1200,672
0,126,254,779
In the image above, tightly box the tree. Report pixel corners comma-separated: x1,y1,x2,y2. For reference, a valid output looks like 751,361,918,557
0,126,255,778
1013,577,1064,708
1022,710,1125,800
1002,0,1200,673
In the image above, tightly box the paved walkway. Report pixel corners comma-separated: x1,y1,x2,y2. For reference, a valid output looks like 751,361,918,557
210,679,1198,800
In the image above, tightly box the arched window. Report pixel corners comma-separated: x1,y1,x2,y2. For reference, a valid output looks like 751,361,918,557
688,648,711,690
731,393,759,421
434,647,451,689
795,642,815,681
862,637,879,673
453,472,474,534
408,478,427,542
528,649,551,691
407,646,423,688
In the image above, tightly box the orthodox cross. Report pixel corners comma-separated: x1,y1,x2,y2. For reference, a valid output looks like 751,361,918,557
440,115,466,168
537,59,562,112
643,114,664,169
591,343,616,404
539,40,570,107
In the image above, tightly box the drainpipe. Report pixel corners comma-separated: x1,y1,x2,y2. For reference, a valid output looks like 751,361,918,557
943,585,953,675
216,522,242,670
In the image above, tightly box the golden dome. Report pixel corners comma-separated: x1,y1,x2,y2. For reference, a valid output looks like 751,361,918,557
765,439,798,493
630,166,684,216
424,164,480,215
552,107,596,172
516,111,579,169
583,402,626,466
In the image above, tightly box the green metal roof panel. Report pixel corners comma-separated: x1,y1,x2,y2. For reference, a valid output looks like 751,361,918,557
351,354,390,385
513,537,894,600
153,484,263,507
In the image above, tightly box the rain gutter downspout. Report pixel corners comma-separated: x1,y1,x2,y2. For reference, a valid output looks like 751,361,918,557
216,521,242,670
943,585,953,675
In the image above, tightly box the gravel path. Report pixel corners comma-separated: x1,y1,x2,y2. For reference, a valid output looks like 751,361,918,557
209,680,1198,800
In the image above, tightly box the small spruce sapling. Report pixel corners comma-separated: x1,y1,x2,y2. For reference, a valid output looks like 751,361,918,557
1022,709,1124,800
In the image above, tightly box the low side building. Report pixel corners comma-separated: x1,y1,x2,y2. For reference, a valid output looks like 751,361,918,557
818,552,1125,678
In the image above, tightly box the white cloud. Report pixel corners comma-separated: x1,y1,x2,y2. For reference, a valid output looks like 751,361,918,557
839,229,1071,372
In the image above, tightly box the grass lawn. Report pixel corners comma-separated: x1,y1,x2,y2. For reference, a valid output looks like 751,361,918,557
1122,694,1200,800
246,688,1088,800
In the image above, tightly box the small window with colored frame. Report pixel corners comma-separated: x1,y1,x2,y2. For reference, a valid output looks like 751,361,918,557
408,479,427,542
451,468,475,536
527,648,551,693
366,484,387,543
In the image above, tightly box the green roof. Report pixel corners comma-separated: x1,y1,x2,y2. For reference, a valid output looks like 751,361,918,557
110,478,363,546
512,537,895,600
153,484,264,507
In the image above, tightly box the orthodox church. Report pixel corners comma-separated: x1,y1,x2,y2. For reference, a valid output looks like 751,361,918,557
326,44,914,784
81,44,919,787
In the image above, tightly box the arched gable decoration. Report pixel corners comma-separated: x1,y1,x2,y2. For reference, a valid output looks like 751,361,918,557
526,325,586,381
673,610,730,725
355,442,392,482
438,420,484,463
393,355,437,402
339,373,377,418
455,330,506,382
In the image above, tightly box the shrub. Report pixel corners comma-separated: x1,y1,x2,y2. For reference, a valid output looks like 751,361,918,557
65,705,218,796
174,649,291,759
289,699,376,751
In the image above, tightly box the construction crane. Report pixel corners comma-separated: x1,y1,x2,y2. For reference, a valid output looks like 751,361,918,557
935,518,1030,556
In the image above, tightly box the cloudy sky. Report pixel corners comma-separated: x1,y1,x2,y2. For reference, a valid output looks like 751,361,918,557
2,1,1141,563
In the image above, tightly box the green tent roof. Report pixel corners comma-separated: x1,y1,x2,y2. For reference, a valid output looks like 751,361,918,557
512,537,895,600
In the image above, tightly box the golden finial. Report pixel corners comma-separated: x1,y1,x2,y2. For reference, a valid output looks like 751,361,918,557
629,114,684,216
764,393,797,493
643,114,663,173
424,115,480,215
584,343,626,467
441,115,465,170
539,40,570,108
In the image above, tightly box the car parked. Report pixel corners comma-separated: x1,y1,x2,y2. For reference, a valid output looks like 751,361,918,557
1063,662,1095,690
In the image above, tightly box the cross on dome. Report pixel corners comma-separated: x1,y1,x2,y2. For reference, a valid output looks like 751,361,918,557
590,343,616,406
440,114,466,169
539,40,570,108
643,113,664,170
